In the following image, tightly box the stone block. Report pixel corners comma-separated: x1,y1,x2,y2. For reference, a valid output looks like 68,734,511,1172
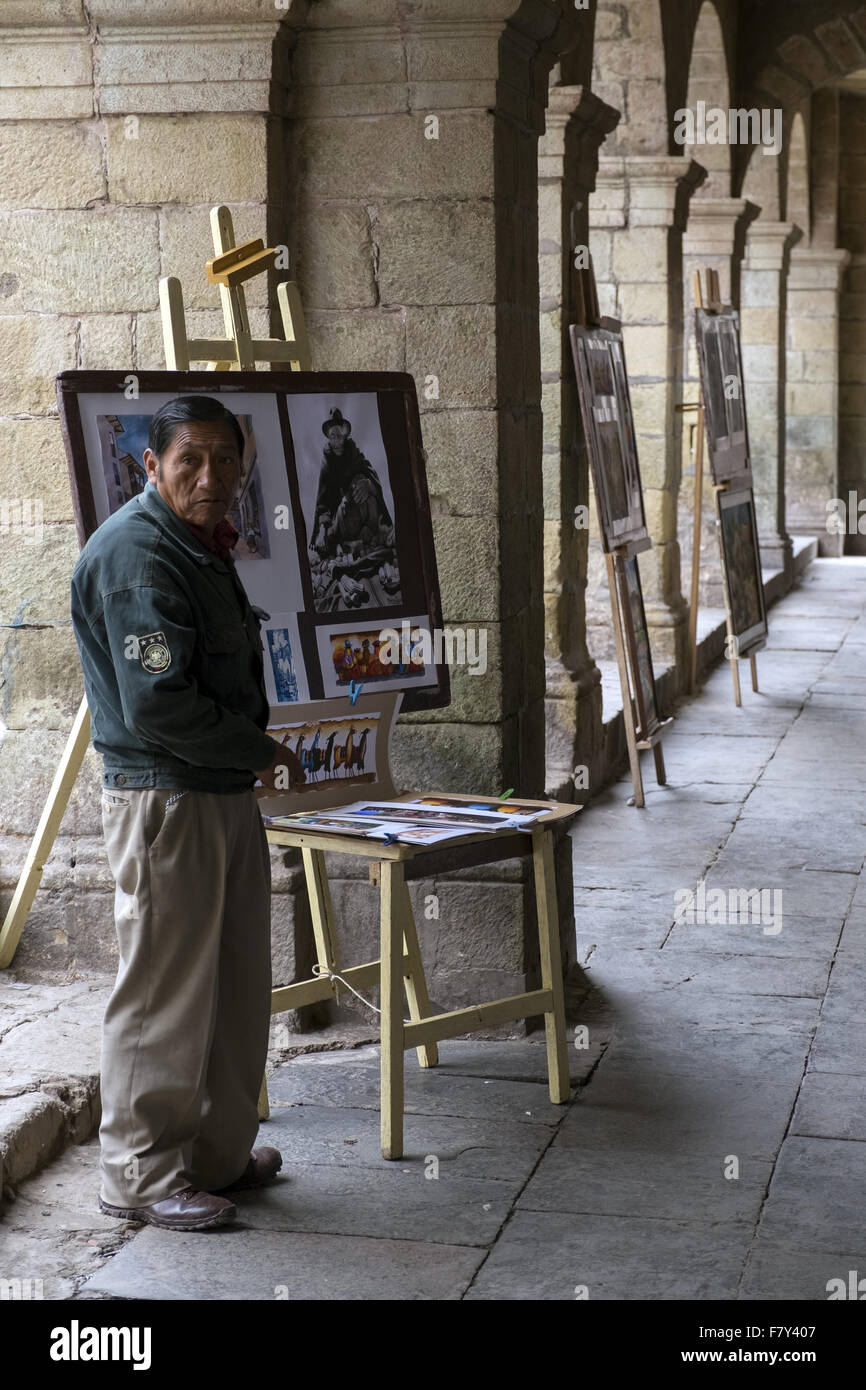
418,408,498,515
0,315,77,416
77,314,134,370
623,282,668,324
0,34,91,106
0,417,75,524
294,203,376,310
160,205,269,312
739,306,780,343
433,514,500,622
0,625,83,728
786,384,833,418
293,33,406,87
105,114,267,205
375,199,496,307
0,209,159,314
621,323,669,379
0,523,79,627
788,315,838,351
0,119,104,209
613,230,667,285
406,305,497,408
740,269,778,307
297,114,496,201
391,719,507,797
305,308,406,372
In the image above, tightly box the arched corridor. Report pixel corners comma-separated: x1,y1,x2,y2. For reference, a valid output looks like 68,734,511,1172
1,0,865,1314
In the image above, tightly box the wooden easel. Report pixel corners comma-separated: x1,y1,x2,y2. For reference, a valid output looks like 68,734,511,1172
684,267,761,707
574,262,672,809
0,208,310,969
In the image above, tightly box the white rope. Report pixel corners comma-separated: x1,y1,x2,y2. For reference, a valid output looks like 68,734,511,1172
311,963,411,1023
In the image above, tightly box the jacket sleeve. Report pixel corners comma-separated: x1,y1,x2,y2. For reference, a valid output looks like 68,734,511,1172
99,581,277,772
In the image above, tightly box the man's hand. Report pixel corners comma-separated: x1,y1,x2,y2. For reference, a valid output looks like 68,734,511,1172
254,738,306,791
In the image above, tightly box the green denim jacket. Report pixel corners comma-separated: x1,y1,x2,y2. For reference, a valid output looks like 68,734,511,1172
70,481,277,792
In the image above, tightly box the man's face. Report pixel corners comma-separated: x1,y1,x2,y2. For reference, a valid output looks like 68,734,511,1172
143,420,241,536
326,426,345,454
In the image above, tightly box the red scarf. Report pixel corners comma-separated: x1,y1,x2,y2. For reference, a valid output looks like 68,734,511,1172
182,515,239,561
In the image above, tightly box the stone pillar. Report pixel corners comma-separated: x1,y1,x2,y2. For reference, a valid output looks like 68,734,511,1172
539,85,619,802
590,154,707,674
287,1,585,1020
741,220,803,578
681,198,759,609
786,248,850,555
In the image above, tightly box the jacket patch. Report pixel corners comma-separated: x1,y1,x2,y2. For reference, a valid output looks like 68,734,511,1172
138,631,172,673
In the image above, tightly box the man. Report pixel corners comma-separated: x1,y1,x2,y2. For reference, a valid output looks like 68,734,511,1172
70,395,304,1232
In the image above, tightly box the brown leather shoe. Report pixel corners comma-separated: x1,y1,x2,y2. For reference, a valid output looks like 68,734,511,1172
99,1187,236,1231
214,1145,283,1193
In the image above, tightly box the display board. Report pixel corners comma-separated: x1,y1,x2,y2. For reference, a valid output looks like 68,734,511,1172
694,305,752,488
569,321,651,555
56,370,449,715
717,486,768,654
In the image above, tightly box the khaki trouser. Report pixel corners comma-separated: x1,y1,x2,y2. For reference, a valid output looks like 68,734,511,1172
98,786,272,1208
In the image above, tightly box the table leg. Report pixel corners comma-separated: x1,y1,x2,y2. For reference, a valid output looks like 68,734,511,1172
397,877,439,1069
532,829,571,1105
380,860,405,1159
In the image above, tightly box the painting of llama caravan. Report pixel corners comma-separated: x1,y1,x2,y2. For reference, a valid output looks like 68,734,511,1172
267,711,381,791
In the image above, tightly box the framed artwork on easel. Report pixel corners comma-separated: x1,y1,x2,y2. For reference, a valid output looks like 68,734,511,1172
568,264,672,807
56,369,450,715
691,269,767,703
694,305,752,488
616,554,661,740
569,322,651,555
717,488,767,654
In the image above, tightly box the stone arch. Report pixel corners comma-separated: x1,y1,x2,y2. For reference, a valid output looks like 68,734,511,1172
680,1,732,199
592,0,668,156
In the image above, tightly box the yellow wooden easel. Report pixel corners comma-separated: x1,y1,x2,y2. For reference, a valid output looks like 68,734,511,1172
0,207,309,969
573,260,673,809
681,267,762,706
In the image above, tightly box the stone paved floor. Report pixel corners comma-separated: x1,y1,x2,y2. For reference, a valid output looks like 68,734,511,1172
2,557,865,1300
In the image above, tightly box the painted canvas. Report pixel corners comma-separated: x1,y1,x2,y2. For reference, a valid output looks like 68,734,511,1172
718,488,767,651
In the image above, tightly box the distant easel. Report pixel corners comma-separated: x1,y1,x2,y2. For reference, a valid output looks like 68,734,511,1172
683,267,762,707
0,209,310,969
572,260,673,809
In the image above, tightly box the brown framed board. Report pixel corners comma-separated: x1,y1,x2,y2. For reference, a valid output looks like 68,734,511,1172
717,486,768,656
694,305,752,488
55,369,449,714
569,320,651,555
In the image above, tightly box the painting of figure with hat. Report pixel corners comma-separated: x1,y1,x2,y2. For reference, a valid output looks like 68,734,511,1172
287,393,403,614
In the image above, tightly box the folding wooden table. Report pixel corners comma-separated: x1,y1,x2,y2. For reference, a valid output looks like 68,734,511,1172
262,793,579,1159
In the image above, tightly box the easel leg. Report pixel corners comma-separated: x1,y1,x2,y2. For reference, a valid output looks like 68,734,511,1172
397,877,439,1070
605,553,645,807
257,1072,270,1122
0,695,91,969
380,861,405,1159
532,829,570,1104
653,743,667,786
689,403,705,695
749,653,759,692
730,654,742,707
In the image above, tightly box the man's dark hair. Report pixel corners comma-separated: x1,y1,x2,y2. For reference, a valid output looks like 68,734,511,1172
148,396,245,461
